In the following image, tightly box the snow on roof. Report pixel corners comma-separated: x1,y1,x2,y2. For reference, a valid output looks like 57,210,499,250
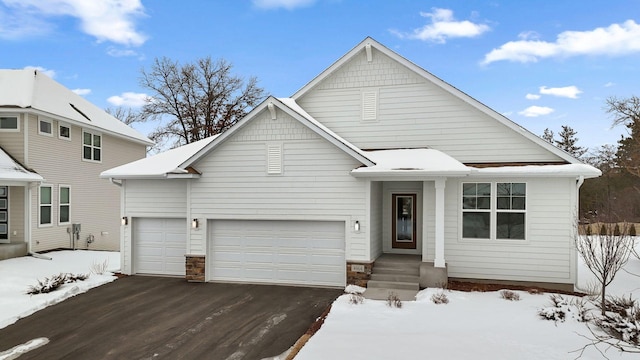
0,148,43,182
469,163,602,178
351,149,471,177
0,70,152,146
100,135,219,179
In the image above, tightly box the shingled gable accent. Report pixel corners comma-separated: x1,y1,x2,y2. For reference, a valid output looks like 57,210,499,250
291,36,581,165
179,96,375,169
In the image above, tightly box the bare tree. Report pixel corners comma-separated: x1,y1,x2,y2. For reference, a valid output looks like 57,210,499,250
105,106,143,125
607,96,640,178
138,56,266,148
575,223,634,316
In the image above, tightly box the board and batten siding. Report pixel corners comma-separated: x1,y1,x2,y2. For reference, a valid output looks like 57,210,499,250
120,179,189,274
442,177,577,284
296,47,563,163
27,115,147,251
189,108,370,261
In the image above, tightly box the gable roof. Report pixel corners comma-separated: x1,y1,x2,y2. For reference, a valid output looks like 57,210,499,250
100,135,218,180
0,69,152,146
291,37,581,165
180,96,374,169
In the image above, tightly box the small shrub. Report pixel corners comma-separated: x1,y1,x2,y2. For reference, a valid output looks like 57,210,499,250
500,290,521,301
538,294,570,323
585,225,592,236
349,293,364,305
614,223,621,236
527,288,543,295
90,259,110,275
386,292,402,308
431,291,449,304
630,224,637,236
26,272,89,295
570,297,591,322
600,224,607,236
594,295,640,345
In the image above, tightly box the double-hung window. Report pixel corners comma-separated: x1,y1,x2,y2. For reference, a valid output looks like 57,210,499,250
462,182,527,240
59,185,70,225
83,130,102,162
39,185,53,227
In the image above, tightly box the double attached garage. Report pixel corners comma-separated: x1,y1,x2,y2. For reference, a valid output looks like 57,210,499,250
133,218,346,287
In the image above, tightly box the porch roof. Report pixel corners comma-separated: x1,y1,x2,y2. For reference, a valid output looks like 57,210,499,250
351,149,471,178
0,148,43,183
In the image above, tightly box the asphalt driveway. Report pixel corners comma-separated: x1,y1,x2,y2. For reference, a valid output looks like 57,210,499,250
0,276,342,359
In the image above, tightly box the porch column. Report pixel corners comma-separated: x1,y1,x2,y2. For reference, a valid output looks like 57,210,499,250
434,178,446,268
422,181,429,262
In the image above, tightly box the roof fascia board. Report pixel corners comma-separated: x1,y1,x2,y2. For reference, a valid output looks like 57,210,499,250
291,36,580,165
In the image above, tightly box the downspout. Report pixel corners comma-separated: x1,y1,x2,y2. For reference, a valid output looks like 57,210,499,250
109,178,123,187
573,175,585,291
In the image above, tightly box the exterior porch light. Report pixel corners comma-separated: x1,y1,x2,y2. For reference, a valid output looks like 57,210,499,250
121,216,128,226
192,218,199,229
354,220,360,232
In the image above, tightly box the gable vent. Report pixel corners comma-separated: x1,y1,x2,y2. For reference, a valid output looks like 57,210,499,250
267,143,283,174
362,90,377,121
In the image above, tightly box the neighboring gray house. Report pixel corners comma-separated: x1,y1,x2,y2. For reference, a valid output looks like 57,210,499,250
102,38,600,292
0,69,152,260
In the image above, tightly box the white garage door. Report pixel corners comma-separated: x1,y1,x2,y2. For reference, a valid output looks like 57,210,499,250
209,220,345,287
134,218,187,276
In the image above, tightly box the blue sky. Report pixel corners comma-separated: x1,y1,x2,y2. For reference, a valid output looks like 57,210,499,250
2,0,640,151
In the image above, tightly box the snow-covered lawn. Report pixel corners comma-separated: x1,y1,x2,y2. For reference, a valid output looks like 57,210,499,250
297,253,640,360
0,250,119,330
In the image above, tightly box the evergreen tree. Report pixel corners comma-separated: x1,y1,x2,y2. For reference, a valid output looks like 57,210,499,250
555,125,587,158
607,96,640,178
542,128,554,143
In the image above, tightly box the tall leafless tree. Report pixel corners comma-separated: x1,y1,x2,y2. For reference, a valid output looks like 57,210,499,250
607,96,640,178
138,56,266,148
105,106,143,125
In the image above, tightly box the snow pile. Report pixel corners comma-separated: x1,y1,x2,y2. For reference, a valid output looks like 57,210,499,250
0,337,49,360
0,250,119,330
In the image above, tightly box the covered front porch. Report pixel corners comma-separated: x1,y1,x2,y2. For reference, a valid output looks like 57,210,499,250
0,148,43,260
350,149,471,295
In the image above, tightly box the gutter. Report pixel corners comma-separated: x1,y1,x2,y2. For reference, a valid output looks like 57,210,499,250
109,178,122,187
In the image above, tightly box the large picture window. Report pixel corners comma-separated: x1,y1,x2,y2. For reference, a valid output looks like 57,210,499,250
462,182,526,241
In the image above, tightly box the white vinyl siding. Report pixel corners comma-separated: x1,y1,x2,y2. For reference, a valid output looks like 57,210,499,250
28,115,147,252
296,48,563,163
190,109,368,261
442,177,576,284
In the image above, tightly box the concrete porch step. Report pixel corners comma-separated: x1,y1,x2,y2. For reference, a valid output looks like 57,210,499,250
373,254,421,266
363,288,418,301
367,280,419,291
0,242,28,261
373,265,420,276
370,273,420,283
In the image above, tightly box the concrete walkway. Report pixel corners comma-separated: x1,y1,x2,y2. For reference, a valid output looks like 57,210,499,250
0,276,342,359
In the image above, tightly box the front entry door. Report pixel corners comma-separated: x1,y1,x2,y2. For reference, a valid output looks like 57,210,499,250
0,186,8,244
391,193,417,249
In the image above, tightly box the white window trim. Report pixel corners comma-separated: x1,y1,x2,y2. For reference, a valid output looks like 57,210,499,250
58,185,71,225
38,117,53,137
459,182,528,243
58,123,71,141
39,184,53,228
0,114,20,132
82,129,102,163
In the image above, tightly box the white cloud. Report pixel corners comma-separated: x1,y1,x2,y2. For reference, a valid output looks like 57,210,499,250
252,0,315,10
539,85,582,99
525,93,541,100
72,88,91,96
482,20,640,64
23,66,56,78
107,92,148,107
107,47,138,57
518,106,554,117
0,0,147,46
604,82,615,87
390,8,490,43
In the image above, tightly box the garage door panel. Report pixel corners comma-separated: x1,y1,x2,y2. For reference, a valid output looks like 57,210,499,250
209,220,345,287
134,218,187,276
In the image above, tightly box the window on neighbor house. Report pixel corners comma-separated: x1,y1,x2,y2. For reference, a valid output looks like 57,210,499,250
59,185,70,225
83,130,101,162
0,116,19,131
461,182,527,240
39,119,53,136
59,124,70,140
39,185,52,226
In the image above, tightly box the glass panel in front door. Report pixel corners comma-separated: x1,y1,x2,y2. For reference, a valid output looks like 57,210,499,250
396,195,414,242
